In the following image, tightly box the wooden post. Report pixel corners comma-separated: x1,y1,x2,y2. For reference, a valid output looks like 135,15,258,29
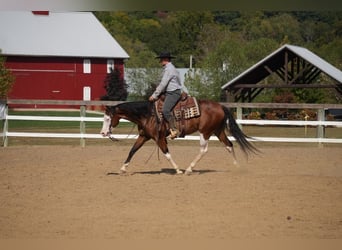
80,105,86,147
317,108,325,147
236,106,243,130
2,104,8,147
284,51,288,84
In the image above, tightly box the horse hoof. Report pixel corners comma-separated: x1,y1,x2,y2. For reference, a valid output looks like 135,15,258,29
185,170,192,175
176,170,183,175
119,169,127,175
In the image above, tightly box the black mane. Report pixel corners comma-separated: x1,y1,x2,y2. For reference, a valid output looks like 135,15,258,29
109,101,153,119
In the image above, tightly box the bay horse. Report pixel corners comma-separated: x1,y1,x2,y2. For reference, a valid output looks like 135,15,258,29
100,99,258,175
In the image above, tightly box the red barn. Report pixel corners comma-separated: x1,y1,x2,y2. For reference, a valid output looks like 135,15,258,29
0,11,129,108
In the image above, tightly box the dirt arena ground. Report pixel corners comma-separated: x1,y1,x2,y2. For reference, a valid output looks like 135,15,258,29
1,142,342,239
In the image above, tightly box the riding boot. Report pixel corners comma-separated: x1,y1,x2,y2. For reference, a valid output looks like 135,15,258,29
167,116,179,139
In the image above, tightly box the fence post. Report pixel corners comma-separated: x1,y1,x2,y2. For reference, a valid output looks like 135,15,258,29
317,108,325,147
236,106,243,130
80,105,86,147
1,104,8,147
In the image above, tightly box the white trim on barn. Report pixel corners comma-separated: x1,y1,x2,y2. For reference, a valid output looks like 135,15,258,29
107,59,115,73
83,59,91,74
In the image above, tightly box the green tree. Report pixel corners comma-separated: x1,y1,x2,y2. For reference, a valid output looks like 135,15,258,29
265,13,302,44
126,68,161,101
292,88,329,103
169,11,215,66
145,21,180,59
234,11,265,40
195,23,231,64
186,38,248,101
101,68,128,101
244,38,278,65
318,39,342,69
94,11,342,103
0,51,14,99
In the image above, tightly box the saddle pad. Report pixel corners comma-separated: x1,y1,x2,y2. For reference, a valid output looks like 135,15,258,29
155,95,201,122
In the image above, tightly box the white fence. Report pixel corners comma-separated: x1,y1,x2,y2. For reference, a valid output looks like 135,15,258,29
1,99,342,147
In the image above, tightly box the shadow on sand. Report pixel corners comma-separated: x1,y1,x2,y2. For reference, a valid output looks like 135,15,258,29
107,168,228,176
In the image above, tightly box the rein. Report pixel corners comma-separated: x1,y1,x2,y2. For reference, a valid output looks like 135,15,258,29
106,102,161,164
107,123,137,142
108,135,119,142
153,102,161,161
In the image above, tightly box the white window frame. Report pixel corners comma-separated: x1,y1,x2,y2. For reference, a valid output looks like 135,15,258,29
83,59,91,74
83,86,91,101
107,59,114,73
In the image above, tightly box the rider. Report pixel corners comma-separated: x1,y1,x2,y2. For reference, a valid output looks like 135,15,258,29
149,52,184,139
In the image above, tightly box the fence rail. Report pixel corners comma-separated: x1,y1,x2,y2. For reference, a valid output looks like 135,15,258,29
1,99,342,147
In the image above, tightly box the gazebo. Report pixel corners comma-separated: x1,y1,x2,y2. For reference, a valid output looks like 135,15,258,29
221,44,342,102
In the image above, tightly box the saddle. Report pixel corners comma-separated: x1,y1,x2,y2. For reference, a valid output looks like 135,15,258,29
154,92,201,137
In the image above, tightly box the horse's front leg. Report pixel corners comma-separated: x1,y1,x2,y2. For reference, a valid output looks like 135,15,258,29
157,137,183,174
185,133,208,175
120,135,149,174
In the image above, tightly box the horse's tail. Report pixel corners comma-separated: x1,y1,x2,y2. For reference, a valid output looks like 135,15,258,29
222,106,259,155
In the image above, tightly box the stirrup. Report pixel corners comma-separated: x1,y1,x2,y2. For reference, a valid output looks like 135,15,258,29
167,129,179,140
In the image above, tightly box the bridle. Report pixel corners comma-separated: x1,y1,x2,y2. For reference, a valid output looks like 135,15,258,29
105,103,161,163
105,111,119,142
106,111,137,142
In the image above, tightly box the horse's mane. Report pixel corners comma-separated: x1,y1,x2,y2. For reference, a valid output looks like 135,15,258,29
111,101,153,119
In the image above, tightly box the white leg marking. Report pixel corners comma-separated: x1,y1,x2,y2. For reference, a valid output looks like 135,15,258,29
186,134,208,174
165,153,183,174
120,163,129,173
226,146,238,166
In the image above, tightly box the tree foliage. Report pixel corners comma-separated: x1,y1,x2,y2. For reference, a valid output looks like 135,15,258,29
101,68,128,101
125,68,161,101
0,51,15,99
95,11,342,103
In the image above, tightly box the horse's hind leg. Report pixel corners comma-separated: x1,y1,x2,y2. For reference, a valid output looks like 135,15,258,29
185,133,208,175
215,130,238,166
120,135,148,174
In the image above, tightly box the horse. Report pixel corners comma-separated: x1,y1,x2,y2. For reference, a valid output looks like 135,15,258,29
100,99,258,175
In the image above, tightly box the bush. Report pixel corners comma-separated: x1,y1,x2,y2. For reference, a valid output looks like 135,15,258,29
0,53,15,99
101,68,128,101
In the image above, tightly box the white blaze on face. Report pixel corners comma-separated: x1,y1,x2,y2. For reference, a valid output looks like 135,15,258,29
100,114,111,136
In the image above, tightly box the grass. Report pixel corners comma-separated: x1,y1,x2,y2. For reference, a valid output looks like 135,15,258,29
1,109,137,146
1,110,342,147
4,109,133,132
7,110,103,129
243,125,342,139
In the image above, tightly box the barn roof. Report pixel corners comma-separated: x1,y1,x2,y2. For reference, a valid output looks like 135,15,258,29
0,11,129,59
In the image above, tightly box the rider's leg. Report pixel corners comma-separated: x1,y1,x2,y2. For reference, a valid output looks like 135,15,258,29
162,90,181,138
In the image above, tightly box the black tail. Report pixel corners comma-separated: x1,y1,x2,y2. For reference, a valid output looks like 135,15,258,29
222,106,259,155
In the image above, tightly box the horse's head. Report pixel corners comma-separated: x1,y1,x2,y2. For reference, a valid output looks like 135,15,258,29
101,101,153,137
100,106,120,137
